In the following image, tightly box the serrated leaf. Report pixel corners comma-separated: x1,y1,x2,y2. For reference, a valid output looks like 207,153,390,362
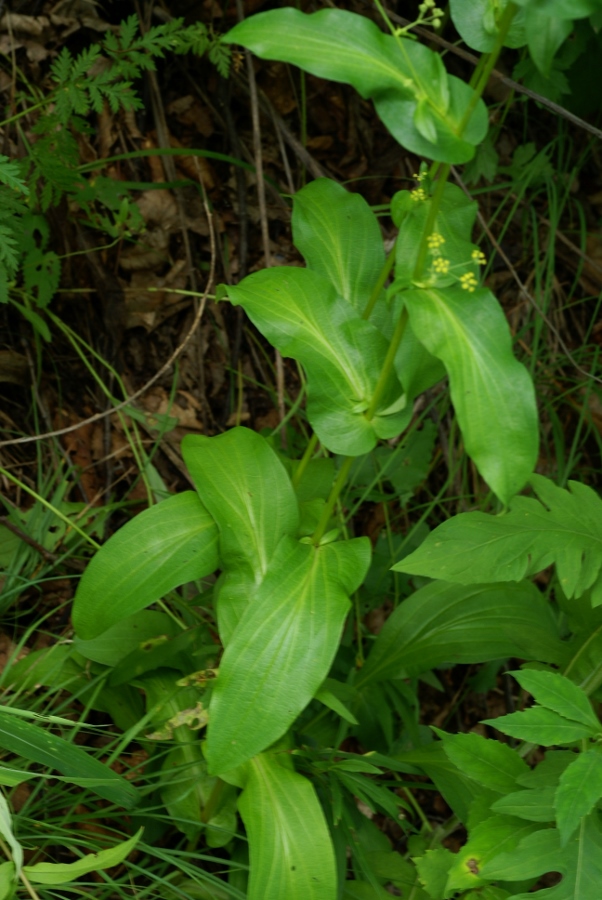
238,752,337,900
224,8,487,163
435,730,528,794
482,707,596,745
394,475,602,604
490,786,556,822
414,847,455,900
206,536,370,774
511,669,600,732
72,492,219,639
481,814,602,899
358,581,564,687
400,286,538,504
445,815,540,892
555,749,602,846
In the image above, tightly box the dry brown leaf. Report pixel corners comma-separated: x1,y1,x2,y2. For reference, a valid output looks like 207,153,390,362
0,13,49,35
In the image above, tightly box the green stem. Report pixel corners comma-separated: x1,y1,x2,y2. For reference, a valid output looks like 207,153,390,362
459,2,518,134
292,432,319,489
411,165,451,281
311,456,354,546
366,308,408,421
362,240,397,320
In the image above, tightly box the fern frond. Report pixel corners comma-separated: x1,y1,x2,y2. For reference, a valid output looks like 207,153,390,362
394,474,602,605
0,156,28,195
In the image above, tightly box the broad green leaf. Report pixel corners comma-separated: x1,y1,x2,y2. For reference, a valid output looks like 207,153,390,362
394,475,602,604
0,711,138,808
74,610,181,666
0,862,14,899
446,815,540,893
206,536,371,774
393,183,479,290
434,730,528,794
358,581,564,687
218,269,408,455
414,847,455,900
400,286,538,504
23,829,142,885
72,492,218,640
482,707,597,745
238,753,337,900
491,786,555,822
481,814,602,899
224,9,488,163
555,749,602,846
511,670,600,732
0,793,22,876
292,178,385,317
450,0,527,52
183,428,301,642
526,9,572,76
182,428,299,578
513,0,598,17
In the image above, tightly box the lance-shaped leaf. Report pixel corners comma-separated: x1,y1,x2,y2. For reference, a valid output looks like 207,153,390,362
72,492,219,640
238,752,337,900
400,286,538,504
292,178,385,319
206,536,371,774
218,270,408,456
555,749,602,846
482,708,597,745
24,829,142,885
224,8,488,163
394,475,602,605
358,581,564,687
481,814,602,899
0,711,138,808
511,669,600,732
182,428,300,642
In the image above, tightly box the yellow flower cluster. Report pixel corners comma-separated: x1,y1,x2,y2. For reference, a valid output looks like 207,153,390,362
427,232,446,251
433,257,450,274
410,188,428,201
471,249,487,266
460,272,478,292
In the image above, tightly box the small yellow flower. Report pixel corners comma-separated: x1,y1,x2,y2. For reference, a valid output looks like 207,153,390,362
411,188,427,201
460,272,478,292
471,249,487,266
412,171,427,183
432,257,450,274
427,232,446,251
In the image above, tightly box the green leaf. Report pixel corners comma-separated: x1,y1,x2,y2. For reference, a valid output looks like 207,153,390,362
358,581,564,686
237,752,337,900
526,9,572,77
481,814,602,899
206,536,370,774
450,0,527,52
0,861,15,898
74,610,181,667
555,749,602,846
512,0,598,17
182,428,300,642
394,475,602,603
291,178,385,318
24,829,142,885
490,786,556,822
414,847,455,900
0,711,138,808
224,9,487,163
218,269,408,456
400,286,538,504
0,793,22,876
482,707,597,745
446,815,540,892
23,249,60,308
72,492,219,639
182,428,299,576
434,730,528,794
511,669,600,732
